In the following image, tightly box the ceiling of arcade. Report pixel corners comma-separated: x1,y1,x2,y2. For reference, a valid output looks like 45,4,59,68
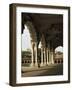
21,13,63,49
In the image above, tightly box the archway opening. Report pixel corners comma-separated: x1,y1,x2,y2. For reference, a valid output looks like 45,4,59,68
38,41,41,49
38,41,42,63
21,25,32,66
54,46,63,64
22,25,32,51
55,46,63,53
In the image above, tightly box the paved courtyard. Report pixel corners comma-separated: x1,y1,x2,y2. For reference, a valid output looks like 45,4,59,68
21,64,63,77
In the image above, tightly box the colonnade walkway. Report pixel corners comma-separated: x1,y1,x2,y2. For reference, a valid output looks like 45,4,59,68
21,64,63,77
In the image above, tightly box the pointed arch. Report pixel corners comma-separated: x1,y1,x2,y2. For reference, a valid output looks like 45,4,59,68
55,46,63,53
41,34,46,47
25,21,37,42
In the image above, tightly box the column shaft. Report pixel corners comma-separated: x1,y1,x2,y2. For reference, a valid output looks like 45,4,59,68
41,48,43,66
44,48,46,65
46,48,49,64
31,42,34,66
51,51,54,64
35,42,38,66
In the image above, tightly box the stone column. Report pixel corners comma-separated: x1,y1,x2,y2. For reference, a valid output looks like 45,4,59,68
47,44,51,64
40,47,44,66
31,42,34,66
34,42,38,66
44,48,46,65
49,51,51,64
46,48,49,65
50,47,54,64
48,48,51,64
51,51,54,64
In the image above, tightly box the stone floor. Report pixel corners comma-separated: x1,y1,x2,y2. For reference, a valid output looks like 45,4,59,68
21,64,63,77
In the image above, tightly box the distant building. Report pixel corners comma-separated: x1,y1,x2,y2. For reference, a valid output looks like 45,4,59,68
22,51,32,66
54,52,63,64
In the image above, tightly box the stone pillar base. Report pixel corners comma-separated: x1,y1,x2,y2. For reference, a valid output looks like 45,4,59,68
40,63,44,67
46,62,49,66
35,63,38,67
30,63,35,67
43,62,47,66
30,63,39,68
52,61,54,64
47,62,52,65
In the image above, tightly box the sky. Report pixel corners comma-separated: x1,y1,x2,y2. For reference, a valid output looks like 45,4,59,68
22,25,63,52
55,46,63,53
22,25,32,51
